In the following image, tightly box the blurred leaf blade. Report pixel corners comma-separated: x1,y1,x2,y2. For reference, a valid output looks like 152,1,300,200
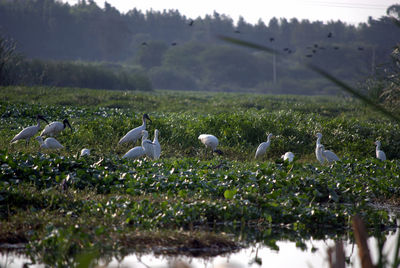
218,35,400,123
306,63,400,123
218,35,280,55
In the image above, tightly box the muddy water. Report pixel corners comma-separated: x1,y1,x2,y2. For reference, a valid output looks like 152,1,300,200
1,231,399,268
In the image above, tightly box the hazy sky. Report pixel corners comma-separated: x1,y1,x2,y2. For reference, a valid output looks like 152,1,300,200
63,0,398,25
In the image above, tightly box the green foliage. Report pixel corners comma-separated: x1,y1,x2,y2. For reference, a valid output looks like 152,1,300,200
1,86,400,265
363,45,400,109
0,36,21,86
6,58,153,91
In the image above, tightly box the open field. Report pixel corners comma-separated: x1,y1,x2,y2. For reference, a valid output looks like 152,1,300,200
1,86,400,266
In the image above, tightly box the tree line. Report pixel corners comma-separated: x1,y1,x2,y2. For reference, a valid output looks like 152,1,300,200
0,0,399,94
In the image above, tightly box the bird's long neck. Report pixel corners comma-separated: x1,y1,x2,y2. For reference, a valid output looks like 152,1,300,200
317,146,324,158
316,136,321,145
376,144,380,151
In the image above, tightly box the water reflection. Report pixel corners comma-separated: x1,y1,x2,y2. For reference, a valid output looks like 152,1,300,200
2,230,397,268
108,233,396,268
102,230,399,268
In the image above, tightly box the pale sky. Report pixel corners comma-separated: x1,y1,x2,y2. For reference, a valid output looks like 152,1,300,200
63,0,398,25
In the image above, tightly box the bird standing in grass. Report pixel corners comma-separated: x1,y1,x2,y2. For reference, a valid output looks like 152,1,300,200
198,134,223,155
11,115,49,145
315,133,339,163
375,140,386,161
153,129,161,160
41,118,72,137
122,130,156,160
281,152,294,162
315,132,324,164
119,114,152,146
35,136,64,150
141,130,156,159
80,148,90,157
122,146,145,159
255,133,273,159
317,144,340,164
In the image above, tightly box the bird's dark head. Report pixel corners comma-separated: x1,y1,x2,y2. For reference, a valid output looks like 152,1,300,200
37,114,49,124
63,119,73,131
143,113,152,123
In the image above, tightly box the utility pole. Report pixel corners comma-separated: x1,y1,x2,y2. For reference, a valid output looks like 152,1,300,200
273,53,277,84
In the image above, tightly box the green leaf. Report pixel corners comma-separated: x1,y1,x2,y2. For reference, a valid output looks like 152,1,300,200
224,189,237,199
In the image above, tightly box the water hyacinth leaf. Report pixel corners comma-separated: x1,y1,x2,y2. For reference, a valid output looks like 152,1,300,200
224,189,237,200
328,188,339,202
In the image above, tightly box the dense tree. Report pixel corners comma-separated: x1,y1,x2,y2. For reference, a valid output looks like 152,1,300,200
0,0,399,94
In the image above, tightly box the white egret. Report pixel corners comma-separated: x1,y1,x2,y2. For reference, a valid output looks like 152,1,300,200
318,144,340,163
374,140,386,161
316,132,323,145
35,136,64,150
316,144,325,164
119,114,152,145
141,130,157,159
41,118,72,137
281,152,294,162
11,115,49,144
80,148,90,156
315,133,325,164
255,133,273,159
198,134,223,155
122,146,145,159
153,129,161,160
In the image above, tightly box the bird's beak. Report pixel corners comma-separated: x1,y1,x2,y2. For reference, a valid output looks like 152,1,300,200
38,115,49,124
144,114,152,123
66,120,73,131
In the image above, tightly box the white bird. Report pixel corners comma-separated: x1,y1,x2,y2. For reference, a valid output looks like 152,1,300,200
11,115,49,144
119,114,152,145
153,129,161,160
315,133,325,164
375,140,386,161
255,133,273,159
198,134,223,155
80,148,90,157
281,152,294,162
41,118,72,137
141,130,156,159
35,136,64,150
122,146,145,159
315,133,339,163
316,132,323,145
318,144,340,163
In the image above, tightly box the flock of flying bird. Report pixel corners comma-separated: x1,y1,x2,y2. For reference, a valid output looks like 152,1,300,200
10,113,387,162
142,18,365,60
